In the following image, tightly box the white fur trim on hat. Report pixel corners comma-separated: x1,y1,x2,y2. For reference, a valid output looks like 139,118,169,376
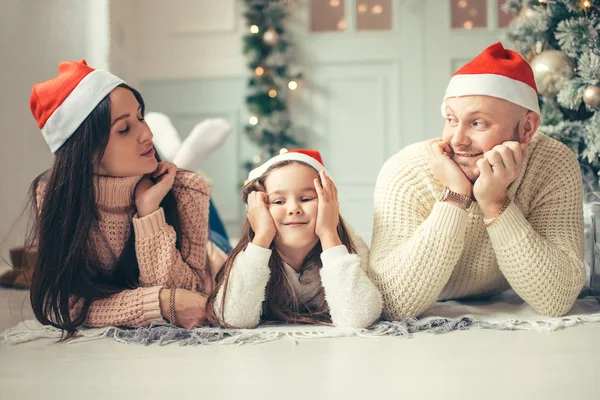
248,152,325,182
440,73,540,117
42,69,124,153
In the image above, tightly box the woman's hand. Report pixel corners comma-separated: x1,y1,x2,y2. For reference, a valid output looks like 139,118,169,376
135,162,177,217
159,288,208,329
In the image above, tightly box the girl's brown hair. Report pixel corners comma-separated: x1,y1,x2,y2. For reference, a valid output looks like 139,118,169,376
206,160,355,328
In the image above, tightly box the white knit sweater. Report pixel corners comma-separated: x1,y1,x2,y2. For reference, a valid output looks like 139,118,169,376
213,228,382,329
369,132,585,320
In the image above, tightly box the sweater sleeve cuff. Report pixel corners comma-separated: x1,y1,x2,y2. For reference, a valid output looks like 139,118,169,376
141,286,164,325
244,242,272,264
428,201,469,236
320,245,350,266
133,208,168,238
485,202,530,245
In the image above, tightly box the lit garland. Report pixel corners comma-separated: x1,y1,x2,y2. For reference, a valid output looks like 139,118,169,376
242,0,303,178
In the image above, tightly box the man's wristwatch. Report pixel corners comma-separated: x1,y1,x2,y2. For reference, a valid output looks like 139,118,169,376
439,187,473,210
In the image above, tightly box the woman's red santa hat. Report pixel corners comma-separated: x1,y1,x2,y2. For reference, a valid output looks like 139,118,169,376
247,149,326,182
441,42,540,116
30,60,124,153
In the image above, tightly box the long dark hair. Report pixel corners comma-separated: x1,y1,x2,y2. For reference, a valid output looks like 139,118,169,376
206,160,356,328
28,84,183,338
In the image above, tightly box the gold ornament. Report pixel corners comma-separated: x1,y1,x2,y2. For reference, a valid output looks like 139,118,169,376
583,86,600,108
530,50,575,96
263,28,279,46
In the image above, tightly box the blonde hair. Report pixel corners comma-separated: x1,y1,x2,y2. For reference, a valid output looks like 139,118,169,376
206,160,355,327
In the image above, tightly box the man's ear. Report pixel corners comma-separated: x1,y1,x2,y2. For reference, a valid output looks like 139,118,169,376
520,111,540,145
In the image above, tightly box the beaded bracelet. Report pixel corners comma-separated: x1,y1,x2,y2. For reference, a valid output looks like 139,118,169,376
484,197,512,228
169,287,176,326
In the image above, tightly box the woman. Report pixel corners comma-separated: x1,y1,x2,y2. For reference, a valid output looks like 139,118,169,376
27,60,223,337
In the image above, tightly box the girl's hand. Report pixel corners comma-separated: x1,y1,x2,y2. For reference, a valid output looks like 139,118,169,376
135,162,177,217
314,170,342,250
247,191,276,249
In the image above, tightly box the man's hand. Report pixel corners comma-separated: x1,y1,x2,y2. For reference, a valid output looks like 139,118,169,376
426,138,473,198
474,141,526,218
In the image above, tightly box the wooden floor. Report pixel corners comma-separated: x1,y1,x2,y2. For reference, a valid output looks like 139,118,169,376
1,264,599,399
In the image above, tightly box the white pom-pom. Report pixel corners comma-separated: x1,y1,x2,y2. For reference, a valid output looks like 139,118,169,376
173,119,231,170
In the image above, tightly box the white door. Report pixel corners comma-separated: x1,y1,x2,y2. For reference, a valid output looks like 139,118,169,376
290,0,427,243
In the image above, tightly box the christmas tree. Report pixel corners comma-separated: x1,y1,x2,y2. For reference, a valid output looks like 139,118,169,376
503,0,600,192
242,0,303,179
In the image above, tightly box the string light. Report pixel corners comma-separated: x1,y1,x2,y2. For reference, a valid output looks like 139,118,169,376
468,8,478,17
358,4,367,13
582,0,592,9
249,116,258,125
250,25,259,34
268,89,278,98
337,19,346,30
372,5,383,14
458,0,468,9
463,20,474,29
255,66,264,76
288,80,298,90
537,0,547,3
330,0,340,7
252,155,262,164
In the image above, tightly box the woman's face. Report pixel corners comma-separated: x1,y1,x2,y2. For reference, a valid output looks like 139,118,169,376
96,87,157,177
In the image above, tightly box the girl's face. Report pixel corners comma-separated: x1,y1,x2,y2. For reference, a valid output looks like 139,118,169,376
264,163,320,250
97,87,157,177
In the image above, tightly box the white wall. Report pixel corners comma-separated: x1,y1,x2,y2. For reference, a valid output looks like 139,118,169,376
0,0,109,265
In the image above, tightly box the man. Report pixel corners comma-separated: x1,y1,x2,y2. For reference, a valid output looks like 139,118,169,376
369,42,584,320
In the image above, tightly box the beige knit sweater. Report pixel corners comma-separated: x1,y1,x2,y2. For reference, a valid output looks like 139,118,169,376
368,132,585,320
36,170,211,328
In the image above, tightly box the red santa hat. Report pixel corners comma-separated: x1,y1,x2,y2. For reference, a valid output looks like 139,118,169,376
30,60,125,153
441,42,540,116
247,149,326,182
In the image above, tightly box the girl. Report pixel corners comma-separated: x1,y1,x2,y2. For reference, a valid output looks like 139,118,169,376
207,150,382,329
27,60,224,337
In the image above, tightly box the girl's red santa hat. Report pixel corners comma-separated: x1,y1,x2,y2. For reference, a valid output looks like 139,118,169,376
247,149,326,182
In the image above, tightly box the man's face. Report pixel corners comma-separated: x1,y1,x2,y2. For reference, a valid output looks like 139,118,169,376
442,96,523,183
